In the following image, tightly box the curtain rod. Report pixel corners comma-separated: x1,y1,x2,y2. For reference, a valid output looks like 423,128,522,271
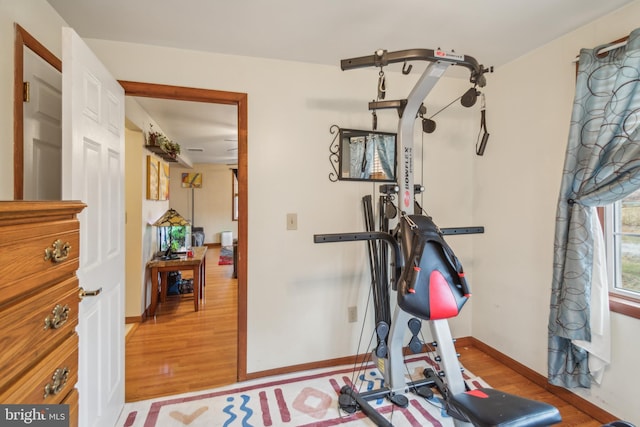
572,40,628,63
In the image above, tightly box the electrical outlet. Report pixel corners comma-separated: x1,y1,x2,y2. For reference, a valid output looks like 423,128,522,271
348,306,358,323
286,213,297,230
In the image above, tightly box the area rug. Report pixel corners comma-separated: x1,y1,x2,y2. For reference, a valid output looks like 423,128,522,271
117,354,489,427
219,245,233,265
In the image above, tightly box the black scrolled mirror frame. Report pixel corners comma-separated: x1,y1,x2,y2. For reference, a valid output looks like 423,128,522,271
337,128,397,183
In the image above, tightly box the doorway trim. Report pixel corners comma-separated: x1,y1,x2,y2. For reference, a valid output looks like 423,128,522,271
120,81,248,381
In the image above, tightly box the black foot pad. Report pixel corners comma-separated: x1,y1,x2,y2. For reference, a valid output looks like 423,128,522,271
389,393,409,408
338,393,357,414
415,386,434,399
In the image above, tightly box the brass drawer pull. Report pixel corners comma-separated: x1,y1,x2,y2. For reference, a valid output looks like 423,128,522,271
43,366,69,399
44,239,71,263
44,304,70,330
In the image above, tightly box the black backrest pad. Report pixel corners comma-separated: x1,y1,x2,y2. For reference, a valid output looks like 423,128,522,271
397,215,469,320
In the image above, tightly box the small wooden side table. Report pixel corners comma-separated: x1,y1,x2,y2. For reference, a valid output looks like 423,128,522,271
147,246,207,317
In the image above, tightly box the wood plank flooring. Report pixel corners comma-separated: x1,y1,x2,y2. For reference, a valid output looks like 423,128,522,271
125,247,238,402
125,247,601,424
457,344,602,426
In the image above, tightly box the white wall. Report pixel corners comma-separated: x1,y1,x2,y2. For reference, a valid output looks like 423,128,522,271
473,2,640,423
168,163,238,244
84,39,477,371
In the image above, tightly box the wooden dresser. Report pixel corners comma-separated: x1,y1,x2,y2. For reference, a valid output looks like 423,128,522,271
0,201,85,426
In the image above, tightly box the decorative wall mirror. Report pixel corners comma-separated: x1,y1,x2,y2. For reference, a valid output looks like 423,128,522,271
338,128,397,182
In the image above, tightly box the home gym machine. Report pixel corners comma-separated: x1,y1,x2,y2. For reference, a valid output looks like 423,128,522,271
314,48,562,426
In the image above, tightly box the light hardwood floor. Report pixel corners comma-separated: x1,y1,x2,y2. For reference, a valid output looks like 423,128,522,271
125,246,238,402
125,247,603,425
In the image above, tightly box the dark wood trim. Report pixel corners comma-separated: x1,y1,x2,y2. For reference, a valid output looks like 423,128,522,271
118,81,244,105
236,91,249,382
15,24,62,71
13,24,62,200
244,354,362,381
468,337,617,424
610,293,640,319
118,81,249,384
13,24,23,200
244,337,475,381
125,315,145,324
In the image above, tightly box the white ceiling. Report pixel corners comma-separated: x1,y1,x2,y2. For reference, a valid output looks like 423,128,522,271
47,0,635,164
132,97,238,165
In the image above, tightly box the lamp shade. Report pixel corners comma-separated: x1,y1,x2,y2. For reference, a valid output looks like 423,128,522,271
152,208,190,227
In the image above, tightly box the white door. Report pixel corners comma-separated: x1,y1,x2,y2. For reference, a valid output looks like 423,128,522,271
61,27,125,427
23,47,62,200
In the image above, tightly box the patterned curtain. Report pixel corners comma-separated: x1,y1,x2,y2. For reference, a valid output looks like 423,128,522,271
375,134,396,180
549,28,640,388
349,136,374,179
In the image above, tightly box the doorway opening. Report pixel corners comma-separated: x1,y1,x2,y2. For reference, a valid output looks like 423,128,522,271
14,25,248,385
120,81,248,382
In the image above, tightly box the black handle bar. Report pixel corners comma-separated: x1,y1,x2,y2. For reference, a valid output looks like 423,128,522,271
341,48,488,87
314,231,403,285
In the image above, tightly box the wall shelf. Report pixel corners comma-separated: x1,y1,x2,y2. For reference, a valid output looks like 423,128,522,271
145,144,179,163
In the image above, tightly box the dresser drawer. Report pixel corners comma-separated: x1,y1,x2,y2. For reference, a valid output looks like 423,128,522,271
0,276,79,384
0,333,78,403
61,387,79,427
0,219,79,307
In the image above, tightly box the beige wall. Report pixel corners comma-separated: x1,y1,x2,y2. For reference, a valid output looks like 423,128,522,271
168,163,238,245
124,127,144,318
124,98,170,318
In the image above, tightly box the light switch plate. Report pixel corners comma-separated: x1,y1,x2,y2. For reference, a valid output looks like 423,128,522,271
286,213,297,230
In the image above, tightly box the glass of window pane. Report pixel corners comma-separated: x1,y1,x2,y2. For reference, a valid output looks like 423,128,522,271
620,192,640,293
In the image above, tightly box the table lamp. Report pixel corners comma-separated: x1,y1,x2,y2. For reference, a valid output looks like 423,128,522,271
153,208,191,259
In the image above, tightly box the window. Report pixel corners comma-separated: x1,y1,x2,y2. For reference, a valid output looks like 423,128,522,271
603,189,640,318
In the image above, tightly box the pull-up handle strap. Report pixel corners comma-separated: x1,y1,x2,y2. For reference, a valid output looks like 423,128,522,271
476,93,490,156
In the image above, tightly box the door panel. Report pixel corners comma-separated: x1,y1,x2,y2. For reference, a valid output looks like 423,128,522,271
62,27,125,427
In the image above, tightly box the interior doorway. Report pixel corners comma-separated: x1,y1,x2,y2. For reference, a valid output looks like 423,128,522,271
120,81,248,381
14,25,248,382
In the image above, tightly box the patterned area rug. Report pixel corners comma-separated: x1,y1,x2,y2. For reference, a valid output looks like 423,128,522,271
117,354,489,427
218,245,233,265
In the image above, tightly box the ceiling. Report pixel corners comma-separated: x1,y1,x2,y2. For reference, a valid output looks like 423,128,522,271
47,0,635,164
131,97,238,165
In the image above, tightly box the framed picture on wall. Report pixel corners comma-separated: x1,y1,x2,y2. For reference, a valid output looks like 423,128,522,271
159,161,170,200
181,172,202,188
146,156,159,200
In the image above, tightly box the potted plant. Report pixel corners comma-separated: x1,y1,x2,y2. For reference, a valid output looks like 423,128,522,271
147,124,181,158
160,139,181,158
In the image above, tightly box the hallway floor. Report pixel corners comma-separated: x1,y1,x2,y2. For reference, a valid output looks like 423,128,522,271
125,246,238,402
